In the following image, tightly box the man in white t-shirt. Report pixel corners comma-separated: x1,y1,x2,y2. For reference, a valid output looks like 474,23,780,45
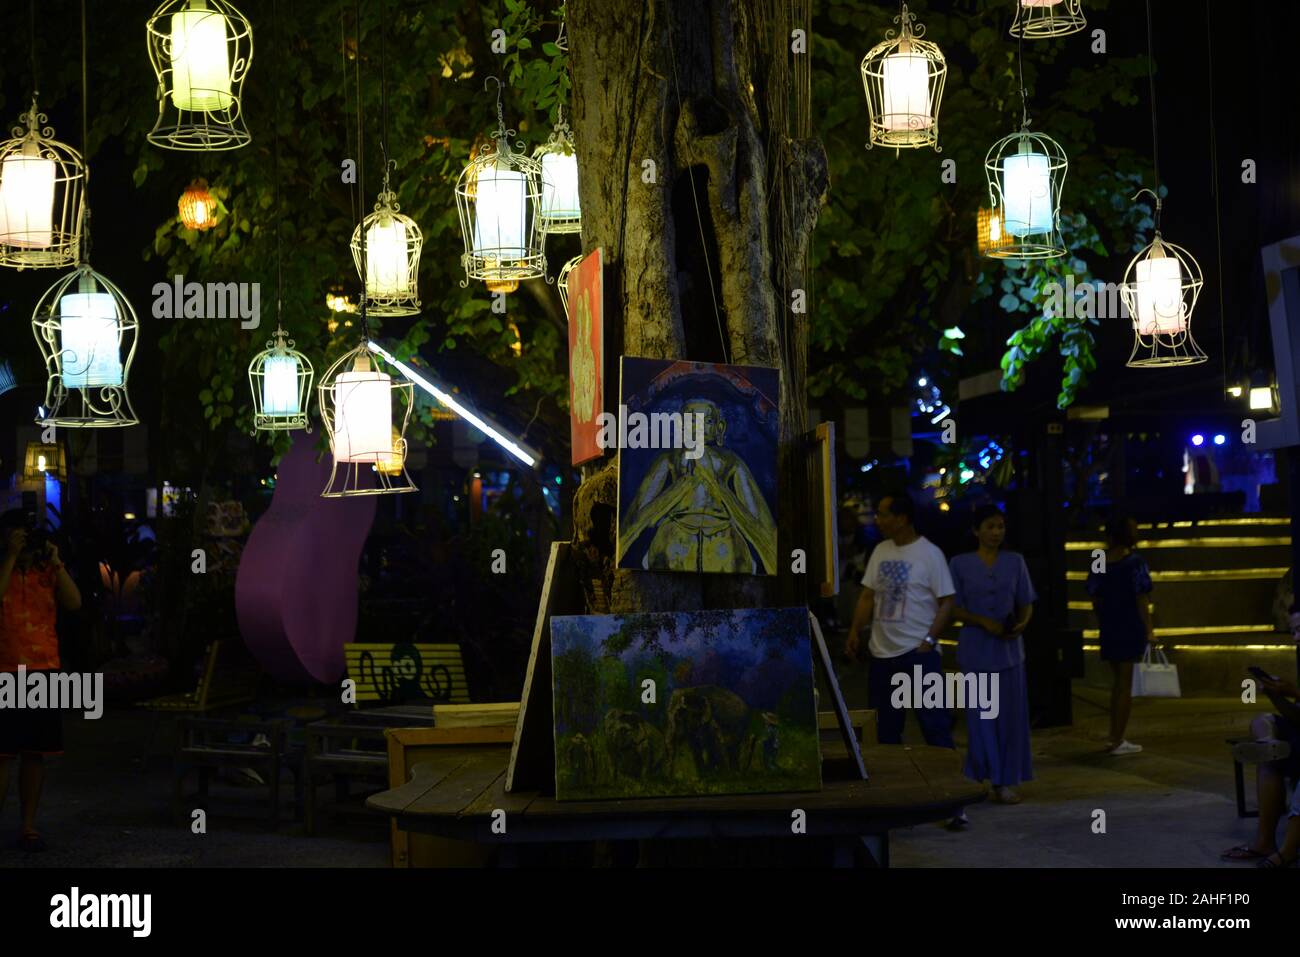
846,493,956,748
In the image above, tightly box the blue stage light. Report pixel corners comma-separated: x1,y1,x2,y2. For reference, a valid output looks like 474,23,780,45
1191,434,1205,447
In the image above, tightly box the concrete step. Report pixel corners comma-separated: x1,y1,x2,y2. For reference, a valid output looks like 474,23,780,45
1065,538,1292,572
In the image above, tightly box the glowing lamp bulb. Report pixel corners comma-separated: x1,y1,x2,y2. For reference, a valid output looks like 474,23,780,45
59,292,123,388
1001,149,1052,237
1190,434,1204,447
472,167,528,264
332,364,393,464
540,150,580,226
1134,253,1185,335
262,353,300,415
365,216,410,297
169,0,234,112
0,151,56,247
881,50,931,132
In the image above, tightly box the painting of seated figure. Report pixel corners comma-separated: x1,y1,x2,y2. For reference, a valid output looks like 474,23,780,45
549,607,821,800
615,358,779,576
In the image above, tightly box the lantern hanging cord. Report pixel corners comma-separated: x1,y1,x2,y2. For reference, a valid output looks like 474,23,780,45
340,12,357,231
1017,22,1030,129
1145,0,1160,198
354,0,369,341
78,0,90,264
380,0,389,184
29,0,38,99
273,0,284,337
484,76,506,140
1205,0,1226,395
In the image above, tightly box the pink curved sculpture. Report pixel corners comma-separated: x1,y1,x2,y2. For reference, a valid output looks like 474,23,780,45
235,433,376,683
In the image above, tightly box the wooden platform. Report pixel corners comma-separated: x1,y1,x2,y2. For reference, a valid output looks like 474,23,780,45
367,744,985,866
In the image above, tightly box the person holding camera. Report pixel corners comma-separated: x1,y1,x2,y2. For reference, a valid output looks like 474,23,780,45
0,509,82,852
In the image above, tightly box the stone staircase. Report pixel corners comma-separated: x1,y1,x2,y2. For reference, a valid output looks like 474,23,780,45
1065,517,1295,695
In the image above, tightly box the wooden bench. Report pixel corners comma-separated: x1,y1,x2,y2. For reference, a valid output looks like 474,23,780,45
303,705,438,835
173,716,303,826
137,641,262,764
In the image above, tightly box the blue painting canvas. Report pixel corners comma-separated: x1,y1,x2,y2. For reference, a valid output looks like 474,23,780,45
550,607,821,800
616,358,779,575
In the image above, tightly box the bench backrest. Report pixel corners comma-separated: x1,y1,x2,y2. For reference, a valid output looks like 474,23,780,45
344,643,471,707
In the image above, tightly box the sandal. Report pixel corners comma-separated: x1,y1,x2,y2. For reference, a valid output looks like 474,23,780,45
1220,844,1270,861
1257,852,1296,869
16,831,47,853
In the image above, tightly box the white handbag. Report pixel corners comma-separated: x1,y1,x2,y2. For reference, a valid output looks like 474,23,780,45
1131,644,1181,698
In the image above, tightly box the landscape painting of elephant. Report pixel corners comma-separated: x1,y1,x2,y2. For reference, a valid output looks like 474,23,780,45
666,685,754,775
559,732,597,789
601,710,667,780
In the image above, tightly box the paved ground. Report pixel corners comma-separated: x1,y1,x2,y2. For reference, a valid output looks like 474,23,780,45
0,687,1277,867
890,687,1267,868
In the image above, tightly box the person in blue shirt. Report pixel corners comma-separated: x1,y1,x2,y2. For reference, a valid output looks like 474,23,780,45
949,504,1037,804
1085,513,1154,756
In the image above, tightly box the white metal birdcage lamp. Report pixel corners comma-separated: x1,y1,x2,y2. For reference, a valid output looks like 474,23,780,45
318,341,416,497
557,253,583,316
860,3,947,153
32,262,139,428
533,106,581,233
982,123,1067,260
146,0,253,151
1120,190,1206,368
248,328,314,431
0,97,86,270
351,170,422,317
1010,0,1086,39
456,78,546,286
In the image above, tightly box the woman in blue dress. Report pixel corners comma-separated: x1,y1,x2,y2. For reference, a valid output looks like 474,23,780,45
949,504,1037,804
1085,513,1154,756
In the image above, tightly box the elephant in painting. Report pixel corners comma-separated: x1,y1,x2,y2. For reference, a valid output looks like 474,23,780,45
561,732,596,787
665,686,752,774
601,710,667,780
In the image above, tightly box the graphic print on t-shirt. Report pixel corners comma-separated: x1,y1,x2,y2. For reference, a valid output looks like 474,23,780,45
878,560,911,621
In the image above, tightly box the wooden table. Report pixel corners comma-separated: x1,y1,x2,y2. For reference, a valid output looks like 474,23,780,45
367,743,985,867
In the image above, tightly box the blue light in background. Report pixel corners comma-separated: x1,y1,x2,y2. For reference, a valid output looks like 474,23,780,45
1191,434,1205,447
1213,434,1226,446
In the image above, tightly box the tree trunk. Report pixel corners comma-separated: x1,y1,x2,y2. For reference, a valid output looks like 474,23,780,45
567,0,828,616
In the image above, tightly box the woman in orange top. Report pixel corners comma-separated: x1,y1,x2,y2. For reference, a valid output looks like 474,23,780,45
0,510,81,852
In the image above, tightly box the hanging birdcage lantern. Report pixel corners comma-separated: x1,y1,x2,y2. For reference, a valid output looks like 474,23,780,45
0,97,86,270
533,106,581,233
318,341,416,497
146,0,253,151
23,441,68,484
976,206,1013,256
1010,0,1086,40
178,177,219,230
32,263,139,428
351,175,422,316
248,328,314,431
557,253,583,315
456,78,546,286
982,124,1067,259
860,3,947,152
1120,190,1206,368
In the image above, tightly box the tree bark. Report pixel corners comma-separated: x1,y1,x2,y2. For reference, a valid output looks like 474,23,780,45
568,0,827,616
